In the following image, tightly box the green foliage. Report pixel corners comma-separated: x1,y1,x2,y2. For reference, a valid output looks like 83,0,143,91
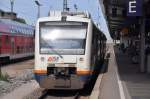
13,18,26,24
0,73,9,82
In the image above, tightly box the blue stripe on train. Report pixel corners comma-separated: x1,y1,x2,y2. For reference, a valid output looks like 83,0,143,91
34,74,47,82
79,74,92,81
34,74,92,82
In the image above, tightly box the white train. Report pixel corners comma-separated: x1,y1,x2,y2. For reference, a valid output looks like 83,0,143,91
34,11,106,89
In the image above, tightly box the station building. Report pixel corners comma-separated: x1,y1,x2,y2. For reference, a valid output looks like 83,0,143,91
0,9,17,19
101,0,150,73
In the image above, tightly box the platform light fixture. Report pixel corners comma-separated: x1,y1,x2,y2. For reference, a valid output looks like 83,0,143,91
35,0,42,18
10,0,15,19
63,0,69,11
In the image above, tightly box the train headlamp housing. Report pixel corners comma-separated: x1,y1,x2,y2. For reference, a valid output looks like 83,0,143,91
61,16,67,21
40,57,45,62
79,57,84,62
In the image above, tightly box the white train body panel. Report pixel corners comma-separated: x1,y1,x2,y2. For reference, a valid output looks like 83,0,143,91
34,13,106,89
35,16,92,70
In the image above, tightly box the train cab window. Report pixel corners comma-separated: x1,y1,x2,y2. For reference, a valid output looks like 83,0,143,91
112,8,117,17
40,21,88,55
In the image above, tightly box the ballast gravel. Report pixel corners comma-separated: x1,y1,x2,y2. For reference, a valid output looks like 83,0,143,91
0,69,34,97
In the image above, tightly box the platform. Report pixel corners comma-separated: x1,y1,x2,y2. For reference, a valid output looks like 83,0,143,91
115,45,150,99
98,44,150,99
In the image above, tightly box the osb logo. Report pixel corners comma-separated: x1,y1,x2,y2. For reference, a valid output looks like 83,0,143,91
48,56,59,62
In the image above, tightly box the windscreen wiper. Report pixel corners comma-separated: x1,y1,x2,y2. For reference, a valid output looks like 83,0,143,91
41,39,63,59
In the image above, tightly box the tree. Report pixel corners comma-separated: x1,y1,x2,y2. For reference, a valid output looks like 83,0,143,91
13,18,26,24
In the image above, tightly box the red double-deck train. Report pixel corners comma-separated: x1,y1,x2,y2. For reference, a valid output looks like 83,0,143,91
0,19,34,64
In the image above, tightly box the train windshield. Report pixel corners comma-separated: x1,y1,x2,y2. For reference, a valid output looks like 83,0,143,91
39,22,87,55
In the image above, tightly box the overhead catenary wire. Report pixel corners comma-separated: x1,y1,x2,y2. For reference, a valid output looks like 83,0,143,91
0,4,34,17
0,3,36,25
96,0,102,29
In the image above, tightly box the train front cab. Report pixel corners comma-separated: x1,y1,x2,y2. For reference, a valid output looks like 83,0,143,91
34,16,100,89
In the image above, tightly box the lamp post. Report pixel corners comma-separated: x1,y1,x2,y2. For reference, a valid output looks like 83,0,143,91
10,0,15,19
35,0,42,18
63,0,69,11
140,2,145,73
74,4,78,12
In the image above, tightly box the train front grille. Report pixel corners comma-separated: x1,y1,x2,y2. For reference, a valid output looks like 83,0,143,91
47,67,76,76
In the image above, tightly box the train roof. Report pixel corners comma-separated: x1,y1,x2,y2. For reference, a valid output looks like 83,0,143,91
0,19,34,35
0,19,34,29
48,11,91,18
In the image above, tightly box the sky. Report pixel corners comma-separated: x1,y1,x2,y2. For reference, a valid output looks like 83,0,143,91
0,0,111,41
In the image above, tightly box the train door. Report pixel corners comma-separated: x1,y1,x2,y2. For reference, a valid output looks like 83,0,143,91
91,26,97,65
11,37,15,55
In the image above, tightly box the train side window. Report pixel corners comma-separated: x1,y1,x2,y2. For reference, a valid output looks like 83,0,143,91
92,26,96,44
1,12,4,16
5,35,9,44
0,36,1,54
0,36,1,47
21,46,23,53
17,46,20,53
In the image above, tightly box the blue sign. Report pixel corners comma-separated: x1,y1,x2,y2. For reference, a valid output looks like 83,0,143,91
127,0,143,16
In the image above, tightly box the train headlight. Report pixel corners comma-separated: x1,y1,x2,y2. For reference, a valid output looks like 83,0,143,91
40,57,45,62
79,58,84,62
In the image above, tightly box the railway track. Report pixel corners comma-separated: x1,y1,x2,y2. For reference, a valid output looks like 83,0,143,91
38,89,80,99
24,78,95,99
35,74,99,99
1,56,34,66
23,60,105,99
36,74,99,99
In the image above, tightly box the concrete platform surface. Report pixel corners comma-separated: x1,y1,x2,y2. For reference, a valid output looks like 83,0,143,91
98,44,150,99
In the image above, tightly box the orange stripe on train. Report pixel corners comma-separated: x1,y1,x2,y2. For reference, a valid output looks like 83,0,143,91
33,70,47,74
34,69,93,75
77,70,93,75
